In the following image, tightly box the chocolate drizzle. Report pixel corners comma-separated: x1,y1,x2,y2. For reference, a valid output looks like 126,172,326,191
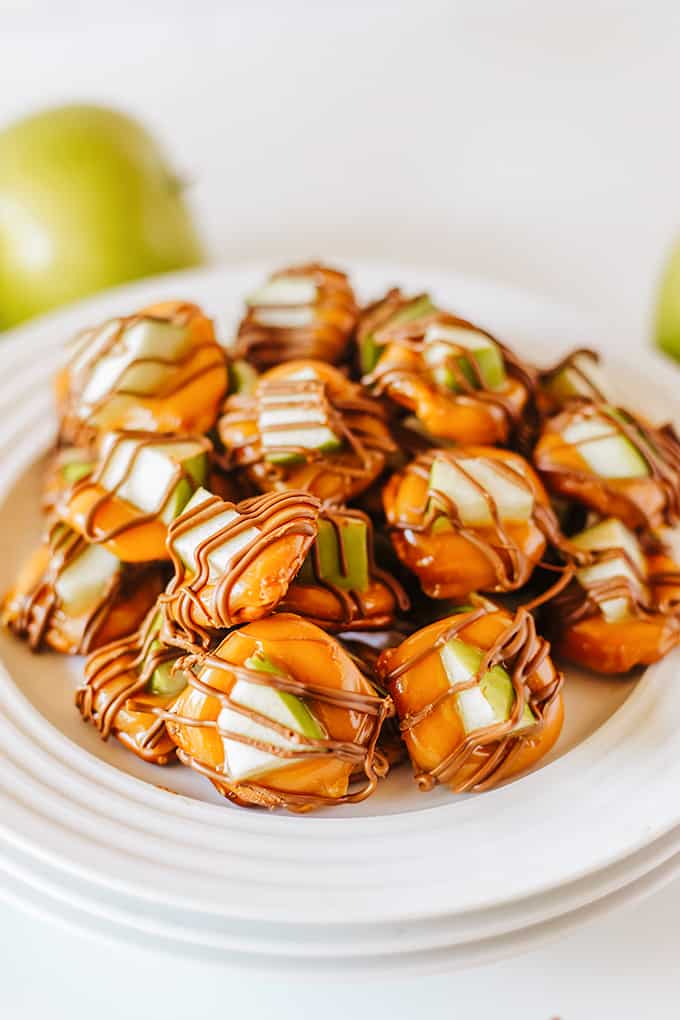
539,348,606,404
362,300,537,439
60,303,227,442
62,431,212,546
76,607,180,762
155,633,393,813
161,490,321,645
389,449,567,592
535,403,680,529
382,604,563,793
235,263,358,370
7,528,122,653
219,373,395,495
281,505,410,629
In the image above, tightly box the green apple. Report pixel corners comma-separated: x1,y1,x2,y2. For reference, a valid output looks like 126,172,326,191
228,359,259,396
561,411,649,479
147,640,188,697
71,315,196,418
217,650,324,781
543,352,609,405
440,638,535,735
656,237,680,361
360,294,436,375
59,451,94,485
0,105,203,330
98,433,208,523
298,516,369,591
572,517,647,622
246,276,318,328
55,537,120,616
258,382,343,465
423,323,506,392
169,487,260,579
428,456,534,527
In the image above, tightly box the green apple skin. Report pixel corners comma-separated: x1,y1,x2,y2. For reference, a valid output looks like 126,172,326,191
0,105,204,330
656,237,680,361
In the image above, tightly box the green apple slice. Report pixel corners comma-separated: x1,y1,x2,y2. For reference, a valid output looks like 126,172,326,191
228,359,258,396
170,487,261,579
259,383,343,465
428,456,534,527
147,641,188,697
247,277,318,329
561,413,649,479
423,323,506,392
55,540,120,616
74,316,194,410
59,452,94,485
298,516,369,591
360,294,435,375
572,517,647,622
246,277,318,307
543,352,610,404
218,650,324,781
98,434,208,523
440,638,535,735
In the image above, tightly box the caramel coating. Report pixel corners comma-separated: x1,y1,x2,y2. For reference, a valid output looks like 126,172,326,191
235,263,358,370
161,490,321,646
55,301,228,446
218,360,395,504
377,605,563,793
383,447,554,600
78,612,178,764
533,404,680,531
1,541,164,655
361,298,533,444
167,614,391,812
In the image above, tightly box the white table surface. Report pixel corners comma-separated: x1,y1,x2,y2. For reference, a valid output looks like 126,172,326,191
2,2,680,1016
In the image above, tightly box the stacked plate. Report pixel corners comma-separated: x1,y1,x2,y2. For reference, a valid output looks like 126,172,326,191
0,262,679,976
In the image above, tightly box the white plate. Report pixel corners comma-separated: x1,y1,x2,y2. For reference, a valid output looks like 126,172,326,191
0,261,679,974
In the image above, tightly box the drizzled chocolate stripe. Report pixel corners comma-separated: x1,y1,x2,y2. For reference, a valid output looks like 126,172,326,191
281,505,409,628
61,304,227,439
145,636,393,813
383,605,562,793
10,528,123,654
220,376,395,485
535,403,680,529
362,306,538,431
235,264,358,369
63,431,213,546
539,348,606,403
161,490,320,644
389,449,567,591
76,606,180,760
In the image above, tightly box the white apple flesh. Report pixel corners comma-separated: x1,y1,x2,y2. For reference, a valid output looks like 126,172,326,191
428,456,534,527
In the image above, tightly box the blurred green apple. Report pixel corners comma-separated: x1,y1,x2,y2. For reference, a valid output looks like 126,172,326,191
656,236,680,361
0,105,204,330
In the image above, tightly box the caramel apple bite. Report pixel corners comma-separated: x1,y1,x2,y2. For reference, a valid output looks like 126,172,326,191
546,517,680,674
537,349,611,417
56,431,211,561
235,263,358,370
533,403,680,530
281,506,409,631
77,606,188,763
376,601,564,793
383,447,560,600
160,487,320,647
2,525,165,654
56,300,228,445
166,613,392,812
360,290,535,444
218,360,395,504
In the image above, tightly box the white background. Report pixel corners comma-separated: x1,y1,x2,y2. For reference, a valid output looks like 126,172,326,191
2,2,680,1017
